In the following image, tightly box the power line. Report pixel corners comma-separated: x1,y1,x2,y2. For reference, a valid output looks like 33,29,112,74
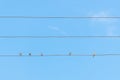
0,36,120,38
0,16,120,19
0,53,120,57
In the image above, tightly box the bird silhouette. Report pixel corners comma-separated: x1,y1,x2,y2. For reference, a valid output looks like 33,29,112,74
41,53,43,56
29,53,32,56
19,53,22,56
93,52,96,58
69,52,72,56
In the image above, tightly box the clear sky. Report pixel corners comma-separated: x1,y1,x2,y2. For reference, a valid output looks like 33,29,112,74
0,0,120,80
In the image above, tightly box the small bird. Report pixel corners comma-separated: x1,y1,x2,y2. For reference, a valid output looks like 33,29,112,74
19,53,22,56
41,53,43,56
69,52,72,56
93,52,96,58
29,53,32,56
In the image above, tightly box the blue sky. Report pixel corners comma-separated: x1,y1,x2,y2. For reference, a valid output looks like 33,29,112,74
0,0,120,80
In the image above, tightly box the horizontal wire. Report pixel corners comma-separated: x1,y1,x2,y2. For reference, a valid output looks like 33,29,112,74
0,36,120,38
0,53,120,57
0,16,120,19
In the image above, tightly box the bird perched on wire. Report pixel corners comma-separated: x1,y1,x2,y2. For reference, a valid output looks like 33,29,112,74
19,53,22,56
93,52,96,58
69,52,72,56
29,53,32,56
41,53,43,56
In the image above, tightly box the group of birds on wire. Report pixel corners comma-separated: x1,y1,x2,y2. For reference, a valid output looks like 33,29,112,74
0,52,119,57
0,52,97,57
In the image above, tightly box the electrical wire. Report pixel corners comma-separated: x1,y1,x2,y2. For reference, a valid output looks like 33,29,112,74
0,36,120,38
0,53,120,57
0,16,120,19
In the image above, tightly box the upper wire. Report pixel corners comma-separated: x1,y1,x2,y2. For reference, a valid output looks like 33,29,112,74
0,36,120,38
0,16,120,19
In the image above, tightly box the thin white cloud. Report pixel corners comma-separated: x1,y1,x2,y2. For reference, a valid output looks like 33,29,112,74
90,11,117,36
107,26,117,36
48,26,67,35
91,11,111,23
